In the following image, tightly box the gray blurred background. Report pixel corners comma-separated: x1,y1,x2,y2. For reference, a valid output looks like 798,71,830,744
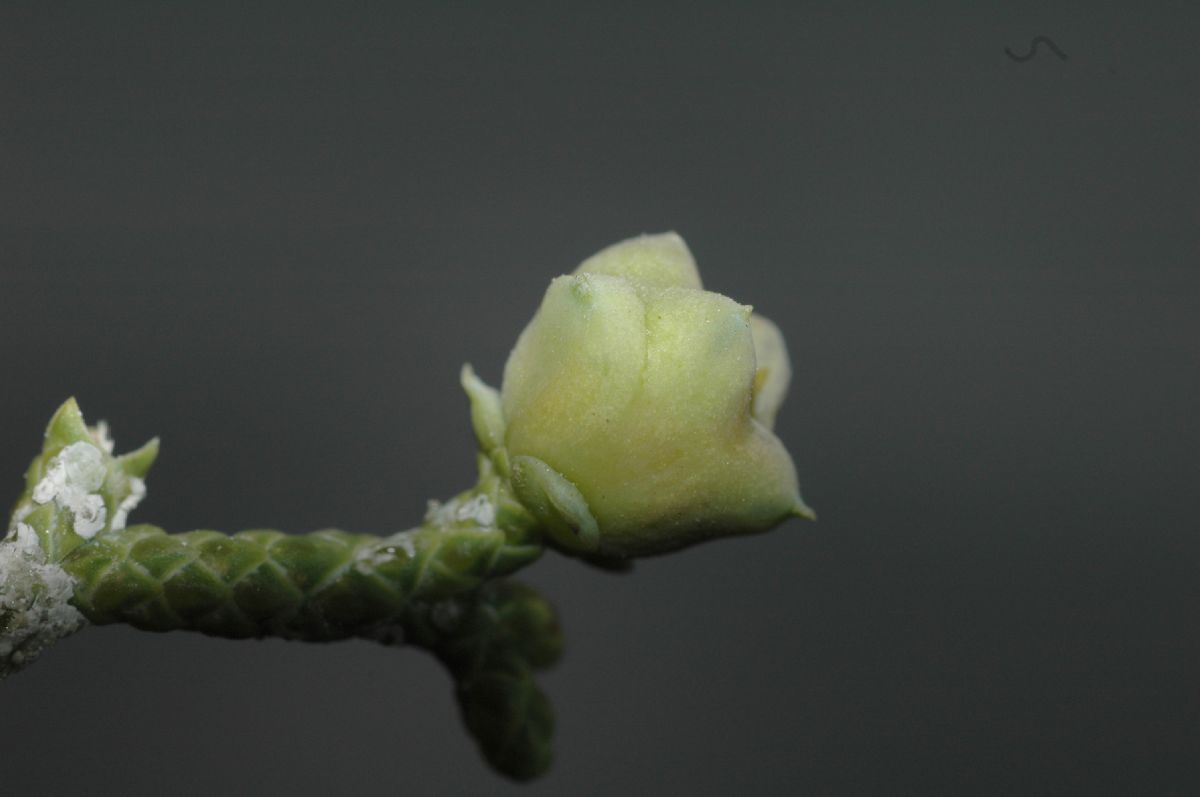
1,3,1197,795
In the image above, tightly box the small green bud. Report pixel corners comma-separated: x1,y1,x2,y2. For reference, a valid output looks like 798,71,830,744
474,233,813,558
13,399,159,561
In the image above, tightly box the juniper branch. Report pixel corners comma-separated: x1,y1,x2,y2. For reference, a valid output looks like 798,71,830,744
1,398,560,779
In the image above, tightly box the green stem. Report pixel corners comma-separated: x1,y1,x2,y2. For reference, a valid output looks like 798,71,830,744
62,516,542,640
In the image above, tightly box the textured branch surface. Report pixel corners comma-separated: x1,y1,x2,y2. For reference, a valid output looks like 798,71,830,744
63,521,542,640
403,579,563,780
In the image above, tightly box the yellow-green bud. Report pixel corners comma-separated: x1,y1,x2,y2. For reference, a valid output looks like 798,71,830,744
468,233,813,558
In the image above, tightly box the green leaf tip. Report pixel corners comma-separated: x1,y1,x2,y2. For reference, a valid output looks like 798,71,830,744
461,364,506,456
43,397,89,448
117,437,160,479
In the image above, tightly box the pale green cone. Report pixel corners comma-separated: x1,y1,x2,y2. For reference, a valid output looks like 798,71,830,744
482,232,813,558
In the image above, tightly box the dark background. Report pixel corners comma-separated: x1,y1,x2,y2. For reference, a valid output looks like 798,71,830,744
1,3,1197,795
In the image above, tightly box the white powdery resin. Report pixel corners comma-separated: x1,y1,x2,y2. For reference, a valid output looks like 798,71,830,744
0,523,87,678
110,476,145,531
388,530,418,558
424,494,496,528
89,420,115,455
31,441,107,538
454,494,496,526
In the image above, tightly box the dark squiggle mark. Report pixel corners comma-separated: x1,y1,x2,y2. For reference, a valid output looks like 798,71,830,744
1005,36,1068,62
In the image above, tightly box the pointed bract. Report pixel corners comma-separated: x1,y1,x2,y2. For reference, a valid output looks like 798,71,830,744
510,455,600,554
461,364,506,456
574,231,702,289
749,314,791,430
118,437,160,479
43,398,90,450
